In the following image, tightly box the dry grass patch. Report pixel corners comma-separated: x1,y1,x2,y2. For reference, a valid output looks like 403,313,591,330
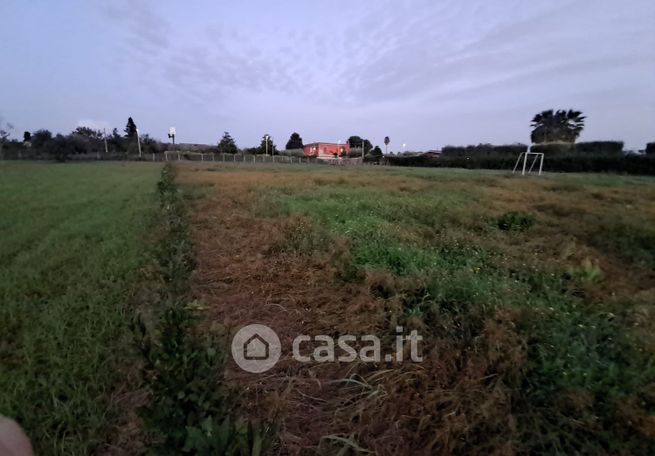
177,163,655,455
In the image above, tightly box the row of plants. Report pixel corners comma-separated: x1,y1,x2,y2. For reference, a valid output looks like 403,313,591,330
134,164,274,454
0,128,164,162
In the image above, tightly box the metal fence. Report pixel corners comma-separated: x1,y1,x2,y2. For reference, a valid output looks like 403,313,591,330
0,150,372,166
163,152,366,166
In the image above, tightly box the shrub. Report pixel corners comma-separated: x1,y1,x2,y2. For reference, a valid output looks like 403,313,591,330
574,141,623,155
569,258,603,284
496,211,535,231
440,146,466,157
126,142,141,156
278,149,305,157
646,143,655,155
388,151,655,175
31,129,53,149
492,144,528,155
387,154,442,167
530,143,575,155
441,144,527,157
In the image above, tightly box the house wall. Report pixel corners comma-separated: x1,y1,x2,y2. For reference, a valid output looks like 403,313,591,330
303,143,351,158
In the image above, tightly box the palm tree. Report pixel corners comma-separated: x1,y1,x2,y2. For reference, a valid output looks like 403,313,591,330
530,109,585,144
384,136,390,154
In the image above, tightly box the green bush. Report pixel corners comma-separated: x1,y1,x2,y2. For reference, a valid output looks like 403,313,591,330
493,144,528,155
646,143,655,155
530,143,575,155
530,141,623,156
569,258,603,284
279,148,305,157
387,152,655,175
496,210,535,231
441,144,528,157
574,141,623,155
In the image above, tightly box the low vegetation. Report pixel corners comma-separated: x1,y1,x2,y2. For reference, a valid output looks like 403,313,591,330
135,164,274,454
180,163,655,455
0,162,161,454
0,162,272,455
2,160,653,455
389,150,655,174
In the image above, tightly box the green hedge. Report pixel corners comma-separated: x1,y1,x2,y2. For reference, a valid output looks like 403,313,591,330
574,141,623,155
441,143,528,157
530,143,575,155
387,153,655,175
528,141,624,155
442,142,624,157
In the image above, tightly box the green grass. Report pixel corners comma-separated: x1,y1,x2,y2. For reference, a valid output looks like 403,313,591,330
0,162,162,455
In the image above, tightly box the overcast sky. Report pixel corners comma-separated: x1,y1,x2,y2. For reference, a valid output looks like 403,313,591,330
1,0,653,150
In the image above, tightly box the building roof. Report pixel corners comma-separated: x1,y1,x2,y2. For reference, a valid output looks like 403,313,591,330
304,142,348,147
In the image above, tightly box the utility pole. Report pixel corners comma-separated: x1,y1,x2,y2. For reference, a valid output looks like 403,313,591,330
136,129,142,157
103,129,108,155
168,127,176,151
265,134,270,156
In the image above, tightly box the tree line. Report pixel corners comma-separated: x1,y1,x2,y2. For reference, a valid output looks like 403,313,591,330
387,109,655,174
217,131,385,158
0,117,163,161
1,117,392,161
2,109,652,163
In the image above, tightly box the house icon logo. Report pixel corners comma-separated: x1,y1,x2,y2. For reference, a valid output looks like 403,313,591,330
244,333,269,360
231,324,281,373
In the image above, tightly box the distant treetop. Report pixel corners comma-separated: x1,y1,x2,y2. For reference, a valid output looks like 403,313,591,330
124,117,137,139
285,132,304,150
347,135,372,153
531,109,585,144
217,131,238,154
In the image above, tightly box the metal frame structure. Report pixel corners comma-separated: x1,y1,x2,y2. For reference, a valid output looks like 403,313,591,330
513,151,544,176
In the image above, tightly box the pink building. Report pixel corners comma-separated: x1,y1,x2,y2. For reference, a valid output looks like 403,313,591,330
303,142,350,159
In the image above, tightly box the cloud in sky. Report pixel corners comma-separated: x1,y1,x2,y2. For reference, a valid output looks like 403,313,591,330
0,0,653,149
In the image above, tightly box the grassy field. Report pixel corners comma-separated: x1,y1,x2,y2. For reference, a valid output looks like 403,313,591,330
2,161,654,455
178,163,655,455
0,162,162,454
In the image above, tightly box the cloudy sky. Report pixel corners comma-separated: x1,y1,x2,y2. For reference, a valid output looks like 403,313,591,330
1,0,653,150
